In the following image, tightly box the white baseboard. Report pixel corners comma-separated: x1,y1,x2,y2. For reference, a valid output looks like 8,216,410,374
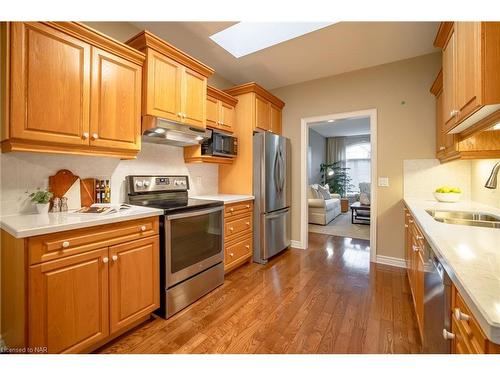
376,255,406,269
290,240,306,249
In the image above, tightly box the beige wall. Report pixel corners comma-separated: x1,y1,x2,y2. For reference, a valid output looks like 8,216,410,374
272,52,441,259
471,159,500,207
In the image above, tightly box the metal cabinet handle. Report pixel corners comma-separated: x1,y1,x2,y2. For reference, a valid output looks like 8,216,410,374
454,308,470,321
178,112,182,118
439,146,446,151
412,245,419,252
416,235,424,240
140,225,147,231
229,227,234,231
443,329,455,340
229,252,234,257
245,245,250,249
102,257,109,264
91,133,99,140
82,132,89,140
230,208,234,212
404,224,408,228
62,241,70,248
246,222,250,226
183,113,187,119
409,219,414,223
112,255,118,262
246,205,250,208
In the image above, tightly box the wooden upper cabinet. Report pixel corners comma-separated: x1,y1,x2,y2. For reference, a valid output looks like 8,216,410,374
205,85,238,134
2,22,145,159
10,22,91,146
442,28,457,131
456,22,481,121
126,30,214,130
224,82,285,135
255,94,271,131
181,68,206,128
109,237,159,334
144,49,182,122
270,103,282,134
436,22,500,135
90,47,142,151
206,95,219,128
29,248,109,354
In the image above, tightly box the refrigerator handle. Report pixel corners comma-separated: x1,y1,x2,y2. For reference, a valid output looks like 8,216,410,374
273,151,281,197
279,149,285,193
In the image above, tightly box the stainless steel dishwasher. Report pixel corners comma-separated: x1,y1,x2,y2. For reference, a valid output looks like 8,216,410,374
423,243,453,353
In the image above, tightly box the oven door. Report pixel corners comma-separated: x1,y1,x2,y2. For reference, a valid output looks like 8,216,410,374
165,206,224,286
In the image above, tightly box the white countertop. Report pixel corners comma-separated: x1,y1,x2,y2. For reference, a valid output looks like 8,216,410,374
0,206,163,239
404,198,500,344
192,194,254,204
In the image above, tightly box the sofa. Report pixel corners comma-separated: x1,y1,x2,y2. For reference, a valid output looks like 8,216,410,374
308,184,342,225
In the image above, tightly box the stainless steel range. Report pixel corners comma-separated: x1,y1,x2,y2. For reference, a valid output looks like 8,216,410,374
126,175,224,319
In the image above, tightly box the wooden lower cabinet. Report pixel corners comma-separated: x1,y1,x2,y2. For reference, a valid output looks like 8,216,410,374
223,200,254,273
1,217,160,354
109,236,159,334
29,248,110,354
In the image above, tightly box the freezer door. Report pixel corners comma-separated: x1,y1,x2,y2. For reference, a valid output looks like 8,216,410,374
264,133,290,213
261,207,291,260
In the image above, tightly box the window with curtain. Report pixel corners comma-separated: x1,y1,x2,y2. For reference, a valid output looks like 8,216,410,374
345,141,371,193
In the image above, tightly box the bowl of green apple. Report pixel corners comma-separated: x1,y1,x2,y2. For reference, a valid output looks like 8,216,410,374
434,186,462,203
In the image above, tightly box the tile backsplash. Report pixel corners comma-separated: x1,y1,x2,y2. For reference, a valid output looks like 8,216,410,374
403,158,500,208
0,143,218,216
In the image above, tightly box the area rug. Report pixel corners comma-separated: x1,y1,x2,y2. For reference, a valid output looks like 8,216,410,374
308,211,370,241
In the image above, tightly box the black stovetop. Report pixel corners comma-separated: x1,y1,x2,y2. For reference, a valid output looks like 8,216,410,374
129,195,223,215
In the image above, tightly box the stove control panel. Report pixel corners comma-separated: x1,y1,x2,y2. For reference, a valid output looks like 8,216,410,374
127,175,189,193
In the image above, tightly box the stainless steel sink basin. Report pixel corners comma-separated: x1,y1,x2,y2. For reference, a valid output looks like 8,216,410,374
425,209,500,228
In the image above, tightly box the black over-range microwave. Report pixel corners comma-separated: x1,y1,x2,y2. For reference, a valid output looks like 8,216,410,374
201,129,238,158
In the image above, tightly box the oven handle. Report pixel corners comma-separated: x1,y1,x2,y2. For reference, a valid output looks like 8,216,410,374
165,205,224,221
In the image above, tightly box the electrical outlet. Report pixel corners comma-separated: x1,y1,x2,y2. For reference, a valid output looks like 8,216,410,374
378,177,389,187
195,176,202,186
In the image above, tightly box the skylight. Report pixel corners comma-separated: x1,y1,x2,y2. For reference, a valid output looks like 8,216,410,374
209,22,336,58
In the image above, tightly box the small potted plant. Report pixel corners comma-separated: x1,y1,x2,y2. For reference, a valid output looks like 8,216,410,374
29,188,54,214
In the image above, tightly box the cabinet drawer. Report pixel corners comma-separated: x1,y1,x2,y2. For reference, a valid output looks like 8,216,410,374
225,235,252,267
224,200,253,218
452,286,487,353
28,217,159,265
225,213,252,242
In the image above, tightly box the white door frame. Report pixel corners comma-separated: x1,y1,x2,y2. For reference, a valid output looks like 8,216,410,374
298,108,378,263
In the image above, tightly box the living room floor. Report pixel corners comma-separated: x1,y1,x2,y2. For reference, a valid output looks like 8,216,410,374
309,211,370,240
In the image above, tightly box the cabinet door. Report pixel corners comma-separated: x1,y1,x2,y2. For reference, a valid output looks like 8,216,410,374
442,29,457,131
456,22,482,121
206,95,219,129
109,236,159,334
255,94,270,131
145,49,182,122
270,103,282,134
29,248,109,353
90,47,141,151
219,101,235,133
10,22,90,146
181,67,206,128
436,91,445,156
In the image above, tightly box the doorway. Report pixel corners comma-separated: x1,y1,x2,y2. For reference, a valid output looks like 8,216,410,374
299,109,377,263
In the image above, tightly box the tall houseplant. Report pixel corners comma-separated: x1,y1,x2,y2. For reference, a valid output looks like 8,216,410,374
320,161,354,198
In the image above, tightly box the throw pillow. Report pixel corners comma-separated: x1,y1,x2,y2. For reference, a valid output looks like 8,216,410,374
360,192,370,205
309,185,320,199
317,185,331,200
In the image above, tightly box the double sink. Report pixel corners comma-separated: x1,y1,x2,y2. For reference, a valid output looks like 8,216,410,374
426,209,500,229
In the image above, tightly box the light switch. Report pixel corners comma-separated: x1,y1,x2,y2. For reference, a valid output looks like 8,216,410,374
378,177,389,187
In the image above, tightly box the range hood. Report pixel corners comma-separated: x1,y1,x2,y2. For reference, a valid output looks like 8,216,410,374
142,115,209,147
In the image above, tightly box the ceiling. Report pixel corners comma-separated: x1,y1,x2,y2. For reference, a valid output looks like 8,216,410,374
310,117,370,138
131,21,439,89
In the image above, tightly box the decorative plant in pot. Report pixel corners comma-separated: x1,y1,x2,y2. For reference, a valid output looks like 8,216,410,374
320,161,354,198
29,188,54,214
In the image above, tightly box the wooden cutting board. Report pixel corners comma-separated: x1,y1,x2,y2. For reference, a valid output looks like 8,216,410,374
49,169,97,208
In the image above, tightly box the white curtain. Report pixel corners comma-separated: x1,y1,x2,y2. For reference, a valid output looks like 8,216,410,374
326,136,346,166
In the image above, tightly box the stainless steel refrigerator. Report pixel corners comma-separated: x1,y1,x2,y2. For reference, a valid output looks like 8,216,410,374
253,131,291,264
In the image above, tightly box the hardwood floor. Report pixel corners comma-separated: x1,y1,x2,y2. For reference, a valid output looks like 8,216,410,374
97,233,421,354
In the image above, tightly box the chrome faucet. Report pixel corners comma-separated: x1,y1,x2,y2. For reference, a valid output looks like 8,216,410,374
485,161,500,189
